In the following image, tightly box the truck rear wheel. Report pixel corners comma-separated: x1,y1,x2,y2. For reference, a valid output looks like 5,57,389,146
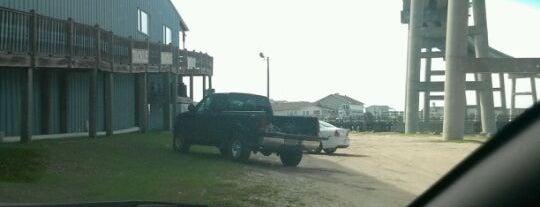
280,150,303,167
173,132,190,153
324,148,337,154
228,138,251,162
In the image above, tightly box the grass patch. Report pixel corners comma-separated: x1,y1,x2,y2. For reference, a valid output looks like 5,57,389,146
0,132,279,207
0,145,47,182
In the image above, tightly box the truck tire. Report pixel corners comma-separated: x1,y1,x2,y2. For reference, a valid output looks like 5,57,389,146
228,138,251,162
280,150,303,167
323,148,337,154
173,132,190,153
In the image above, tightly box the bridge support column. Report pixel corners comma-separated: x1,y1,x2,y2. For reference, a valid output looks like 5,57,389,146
472,0,497,136
404,0,425,133
423,48,432,124
443,0,468,140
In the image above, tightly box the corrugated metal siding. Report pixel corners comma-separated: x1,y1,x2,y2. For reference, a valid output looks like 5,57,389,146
148,73,164,130
0,0,183,47
113,74,136,130
0,69,22,136
48,70,61,134
67,71,89,133
96,72,105,132
31,71,42,134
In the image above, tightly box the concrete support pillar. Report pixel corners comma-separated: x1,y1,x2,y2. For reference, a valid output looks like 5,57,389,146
104,72,114,136
472,0,497,136
59,72,69,133
137,73,148,133
20,68,33,143
423,48,432,123
404,0,425,133
88,69,98,138
443,0,469,140
510,77,517,120
531,77,538,102
189,75,194,100
499,73,508,119
40,71,52,134
163,72,172,131
202,75,207,97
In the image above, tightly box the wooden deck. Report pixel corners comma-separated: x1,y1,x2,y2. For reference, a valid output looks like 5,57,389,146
0,6,213,76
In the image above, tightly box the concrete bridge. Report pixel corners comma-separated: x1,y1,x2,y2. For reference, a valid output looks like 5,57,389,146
401,0,540,139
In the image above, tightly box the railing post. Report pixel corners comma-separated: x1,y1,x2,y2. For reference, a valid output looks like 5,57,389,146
89,25,100,138
66,18,74,68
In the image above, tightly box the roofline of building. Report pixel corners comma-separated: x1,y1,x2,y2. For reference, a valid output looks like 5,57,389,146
167,0,190,31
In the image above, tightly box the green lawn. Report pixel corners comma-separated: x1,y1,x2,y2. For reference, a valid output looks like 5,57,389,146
0,132,277,206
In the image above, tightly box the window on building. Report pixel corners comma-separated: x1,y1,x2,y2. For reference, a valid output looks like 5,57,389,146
179,31,184,48
163,25,172,45
138,9,149,35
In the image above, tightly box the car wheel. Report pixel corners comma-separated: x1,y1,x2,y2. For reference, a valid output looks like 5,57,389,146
228,138,251,162
173,132,190,153
280,150,303,167
323,148,337,154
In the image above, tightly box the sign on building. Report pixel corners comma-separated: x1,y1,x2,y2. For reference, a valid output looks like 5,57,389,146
187,56,197,70
161,52,173,65
132,49,149,64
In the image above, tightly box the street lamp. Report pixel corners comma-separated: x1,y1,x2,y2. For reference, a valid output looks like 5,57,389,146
259,52,270,99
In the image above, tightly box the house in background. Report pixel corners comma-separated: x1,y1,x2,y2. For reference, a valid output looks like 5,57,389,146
315,93,365,119
366,105,392,120
272,93,365,121
271,101,332,119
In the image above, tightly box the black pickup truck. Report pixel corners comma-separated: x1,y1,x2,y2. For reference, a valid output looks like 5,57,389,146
173,93,322,167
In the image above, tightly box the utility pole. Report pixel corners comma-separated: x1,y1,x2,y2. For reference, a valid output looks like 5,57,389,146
259,52,270,99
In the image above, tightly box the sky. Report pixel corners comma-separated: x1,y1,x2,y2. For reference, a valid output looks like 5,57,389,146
172,0,540,110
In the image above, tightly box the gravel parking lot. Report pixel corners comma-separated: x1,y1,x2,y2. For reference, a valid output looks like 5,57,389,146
243,133,483,207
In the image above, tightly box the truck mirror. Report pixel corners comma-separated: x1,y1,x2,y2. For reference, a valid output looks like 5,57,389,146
188,104,195,112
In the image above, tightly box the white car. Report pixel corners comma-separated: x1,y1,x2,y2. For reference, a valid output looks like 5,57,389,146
312,121,350,154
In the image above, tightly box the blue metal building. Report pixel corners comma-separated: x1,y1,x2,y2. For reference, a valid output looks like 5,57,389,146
0,0,213,141
0,0,188,47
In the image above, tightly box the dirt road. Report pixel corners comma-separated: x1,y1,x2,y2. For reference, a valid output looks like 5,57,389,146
241,133,482,207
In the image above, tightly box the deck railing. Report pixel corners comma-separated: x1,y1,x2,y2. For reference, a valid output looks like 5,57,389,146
0,6,213,76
